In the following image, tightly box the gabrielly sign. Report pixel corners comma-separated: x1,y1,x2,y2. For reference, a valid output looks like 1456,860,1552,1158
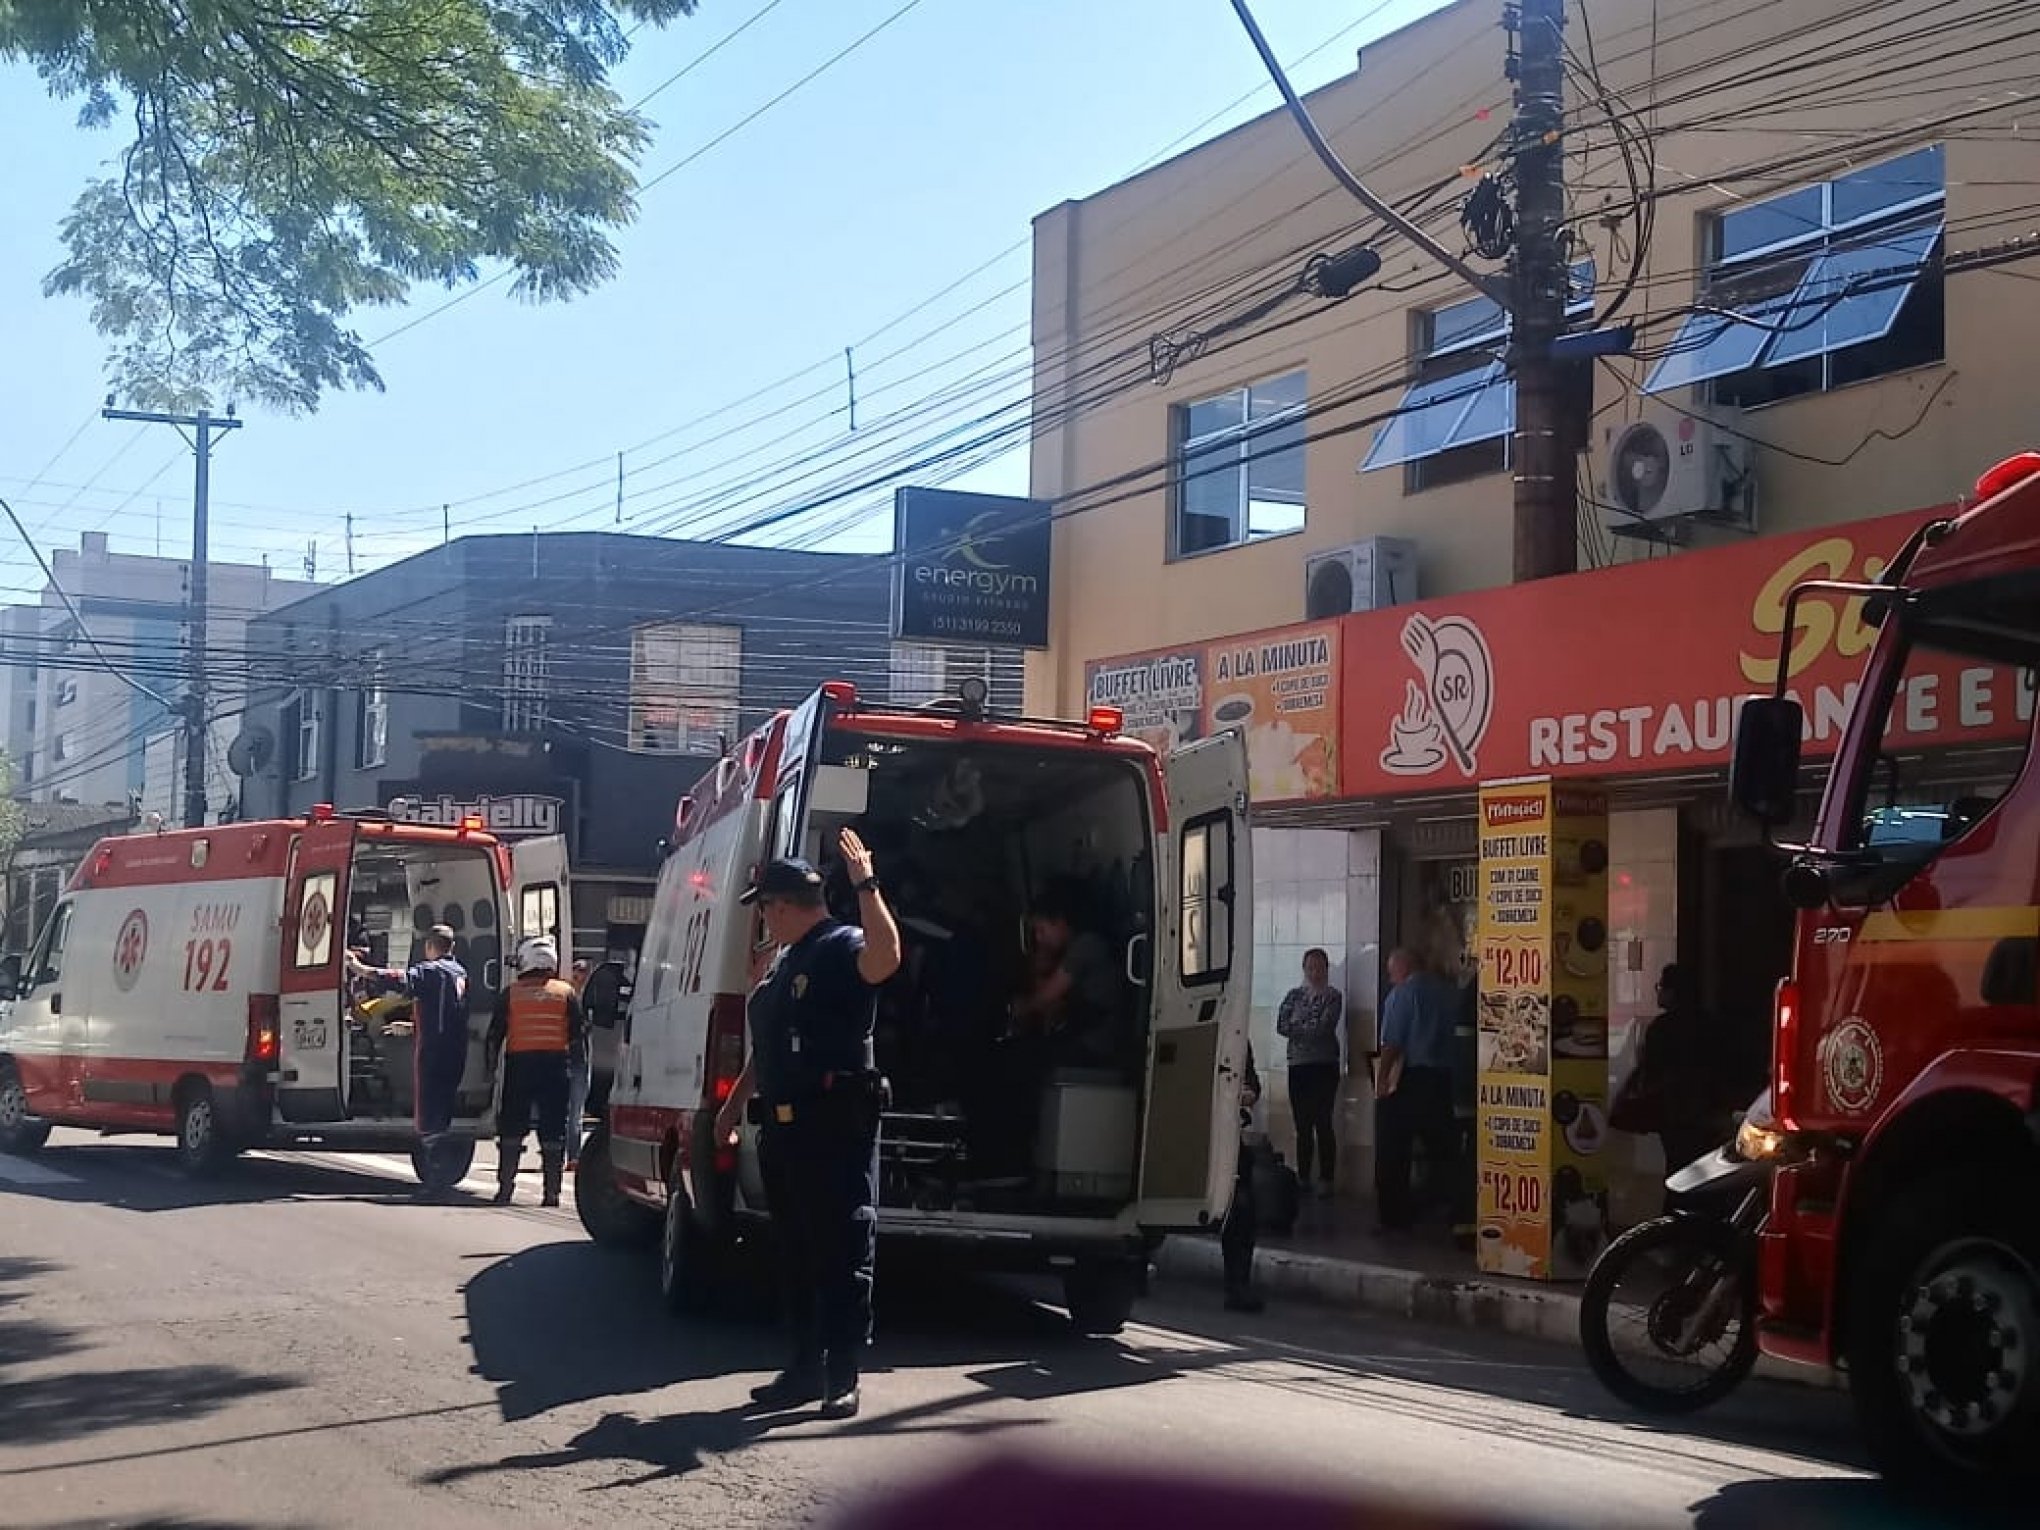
1338,505,2039,797
893,487,1052,649
386,792,564,838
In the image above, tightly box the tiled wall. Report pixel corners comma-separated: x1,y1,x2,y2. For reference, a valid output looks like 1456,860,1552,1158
1248,827,1383,1184
1607,808,1682,1226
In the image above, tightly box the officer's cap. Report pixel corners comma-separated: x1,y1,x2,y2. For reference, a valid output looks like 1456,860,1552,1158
740,858,824,905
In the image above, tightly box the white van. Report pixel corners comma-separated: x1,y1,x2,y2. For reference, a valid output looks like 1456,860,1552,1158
577,680,1252,1334
0,809,571,1184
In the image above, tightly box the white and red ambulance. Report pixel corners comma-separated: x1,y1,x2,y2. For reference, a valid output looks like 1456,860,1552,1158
0,806,571,1184
575,679,1253,1335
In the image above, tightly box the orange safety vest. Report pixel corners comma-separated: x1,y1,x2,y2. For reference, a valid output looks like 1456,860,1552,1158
504,977,575,1054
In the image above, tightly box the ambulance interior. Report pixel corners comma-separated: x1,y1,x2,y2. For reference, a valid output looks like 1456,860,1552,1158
800,730,1155,1217
340,843,503,1121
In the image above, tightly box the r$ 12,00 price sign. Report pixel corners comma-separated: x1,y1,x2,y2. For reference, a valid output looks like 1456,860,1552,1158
1481,1166,1544,1217
1485,944,1545,989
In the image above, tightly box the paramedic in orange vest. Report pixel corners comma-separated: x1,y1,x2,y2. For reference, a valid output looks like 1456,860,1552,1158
486,937,586,1207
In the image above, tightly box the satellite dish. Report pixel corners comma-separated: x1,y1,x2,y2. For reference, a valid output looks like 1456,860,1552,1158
1610,420,1674,520
227,726,275,778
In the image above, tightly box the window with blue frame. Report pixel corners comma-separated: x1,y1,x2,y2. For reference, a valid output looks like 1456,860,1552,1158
1643,144,1944,407
1171,370,1307,557
1362,263,1594,491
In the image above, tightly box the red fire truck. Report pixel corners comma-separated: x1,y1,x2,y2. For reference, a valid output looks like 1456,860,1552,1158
1729,452,2040,1490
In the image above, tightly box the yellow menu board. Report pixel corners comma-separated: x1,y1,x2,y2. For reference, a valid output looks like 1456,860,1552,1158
1475,779,1612,1280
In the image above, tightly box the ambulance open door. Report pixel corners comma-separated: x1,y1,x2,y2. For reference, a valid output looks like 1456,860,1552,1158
1135,730,1253,1232
511,835,574,957
279,819,355,1121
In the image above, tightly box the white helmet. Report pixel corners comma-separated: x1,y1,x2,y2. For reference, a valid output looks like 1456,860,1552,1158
516,937,560,975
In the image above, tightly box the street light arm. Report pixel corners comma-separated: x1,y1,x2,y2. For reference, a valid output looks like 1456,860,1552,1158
1227,0,1509,304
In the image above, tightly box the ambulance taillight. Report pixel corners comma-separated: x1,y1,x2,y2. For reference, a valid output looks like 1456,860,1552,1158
246,994,281,1065
708,995,747,1106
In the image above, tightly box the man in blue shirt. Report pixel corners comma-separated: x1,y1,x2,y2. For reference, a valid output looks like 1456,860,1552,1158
1373,947,1460,1233
348,923,470,1197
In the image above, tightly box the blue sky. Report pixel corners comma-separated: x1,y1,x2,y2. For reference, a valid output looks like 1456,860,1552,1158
0,0,1452,599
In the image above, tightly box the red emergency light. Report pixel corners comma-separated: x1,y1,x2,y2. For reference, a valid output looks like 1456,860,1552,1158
310,803,336,822
246,994,281,1065
459,814,485,834
1087,706,1124,735
1976,451,2040,501
821,680,858,706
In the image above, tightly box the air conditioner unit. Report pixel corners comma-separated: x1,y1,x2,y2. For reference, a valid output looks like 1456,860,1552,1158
1304,536,1418,618
1599,405,1753,530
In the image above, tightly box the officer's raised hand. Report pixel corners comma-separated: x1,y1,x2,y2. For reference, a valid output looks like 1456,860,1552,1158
839,827,903,986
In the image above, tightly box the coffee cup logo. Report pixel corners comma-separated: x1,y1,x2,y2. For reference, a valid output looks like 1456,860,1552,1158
1380,611,1495,778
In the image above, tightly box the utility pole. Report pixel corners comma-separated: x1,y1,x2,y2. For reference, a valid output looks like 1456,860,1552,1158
103,403,242,827
345,512,356,575
1507,0,1579,582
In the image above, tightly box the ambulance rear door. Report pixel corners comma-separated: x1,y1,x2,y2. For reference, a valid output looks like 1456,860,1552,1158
279,820,354,1120
510,835,573,954
1136,729,1253,1232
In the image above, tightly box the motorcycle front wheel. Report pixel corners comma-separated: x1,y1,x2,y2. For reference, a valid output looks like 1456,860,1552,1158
1579,1213,1758,1414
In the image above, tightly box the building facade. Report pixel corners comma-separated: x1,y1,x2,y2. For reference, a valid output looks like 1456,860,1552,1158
237,531,1018,961
1028,0,2040,1219
0,531,313,812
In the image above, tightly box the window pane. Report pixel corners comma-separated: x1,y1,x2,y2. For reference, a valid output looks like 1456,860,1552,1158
1361,367,1491,470
1246,410,1305,499
1833,145,1944,226
1439,363,1514,450
1766,220,1942,366
1643,252,1810,394
1183,391,1245,441
1567,258,1598,316
1248,370,1306,417
1431,292,1508,352
1718,186,1824,259
1178,447,1243,552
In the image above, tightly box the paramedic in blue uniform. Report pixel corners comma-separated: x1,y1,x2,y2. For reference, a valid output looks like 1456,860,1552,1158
715,828,901,1421
346,923,469,1197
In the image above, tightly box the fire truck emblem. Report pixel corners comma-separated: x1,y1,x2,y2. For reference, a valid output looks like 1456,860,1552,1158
301,890,332,954
112,910,150,992
1819,1017,1884,1115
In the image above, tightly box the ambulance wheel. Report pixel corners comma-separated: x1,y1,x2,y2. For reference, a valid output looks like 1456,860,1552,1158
1065,1259,1140,1336
173,1081,238,1178
411,1139,475,1194
0,1063,51,1154
1845,1172,2040,1502
659,1186,715,1314
576,1128,659,1249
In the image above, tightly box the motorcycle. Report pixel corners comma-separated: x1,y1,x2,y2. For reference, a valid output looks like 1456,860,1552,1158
1578,1089,1794,1413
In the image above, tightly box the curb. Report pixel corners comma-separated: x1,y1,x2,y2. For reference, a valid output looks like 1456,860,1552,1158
1153,1234,1841,1392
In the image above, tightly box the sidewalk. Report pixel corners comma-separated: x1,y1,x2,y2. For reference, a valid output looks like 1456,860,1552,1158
1151,1197,1838,1391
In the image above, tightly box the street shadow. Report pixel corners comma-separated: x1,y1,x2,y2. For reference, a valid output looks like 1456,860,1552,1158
19,1519,315,1530
0,1253,300,1454
0,1140,477,1213
1690,1475,2027,1529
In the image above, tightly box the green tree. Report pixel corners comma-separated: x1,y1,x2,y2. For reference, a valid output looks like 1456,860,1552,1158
2,0,695,413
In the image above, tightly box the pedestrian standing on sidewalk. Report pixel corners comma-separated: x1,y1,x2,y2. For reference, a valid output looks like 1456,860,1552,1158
1373,948,1459,1234
485,937,585,1208
1221,1044,1265,1313
1275,948,1343,1201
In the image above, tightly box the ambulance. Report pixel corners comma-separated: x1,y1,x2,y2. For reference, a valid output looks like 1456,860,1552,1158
0,806,571,1185
576,679,1253,1335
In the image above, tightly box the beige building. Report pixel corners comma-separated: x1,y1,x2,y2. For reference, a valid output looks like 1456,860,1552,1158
1025,0,2040,1226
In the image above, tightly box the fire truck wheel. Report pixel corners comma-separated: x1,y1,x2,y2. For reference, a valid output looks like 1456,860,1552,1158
1064,1258,1140,1336
659,1186,716,1314
173,1081,239,1178
575,1128,659,1249
0,1063,52,1155
1846,1175,2040,1498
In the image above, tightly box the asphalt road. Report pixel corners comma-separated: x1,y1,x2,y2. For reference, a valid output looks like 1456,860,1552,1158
0,1129,1967,1530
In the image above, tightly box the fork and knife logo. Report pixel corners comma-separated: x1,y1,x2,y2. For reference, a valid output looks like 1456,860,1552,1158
1379,611,1496,779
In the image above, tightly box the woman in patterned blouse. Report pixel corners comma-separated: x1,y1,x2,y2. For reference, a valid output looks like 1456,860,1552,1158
1276,949,1344,1198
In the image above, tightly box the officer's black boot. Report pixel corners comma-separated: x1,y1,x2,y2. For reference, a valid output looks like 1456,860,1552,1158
540,1145,564,1208
494,1140,520,1206
751,1368,825,1410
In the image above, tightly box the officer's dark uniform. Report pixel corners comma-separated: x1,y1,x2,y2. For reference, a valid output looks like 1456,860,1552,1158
744,869,884,1402
361,925,470,1150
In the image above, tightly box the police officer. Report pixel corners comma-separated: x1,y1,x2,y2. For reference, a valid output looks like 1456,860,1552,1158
347,923,470,1200
715,827,901,1421
486,937,586,1208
